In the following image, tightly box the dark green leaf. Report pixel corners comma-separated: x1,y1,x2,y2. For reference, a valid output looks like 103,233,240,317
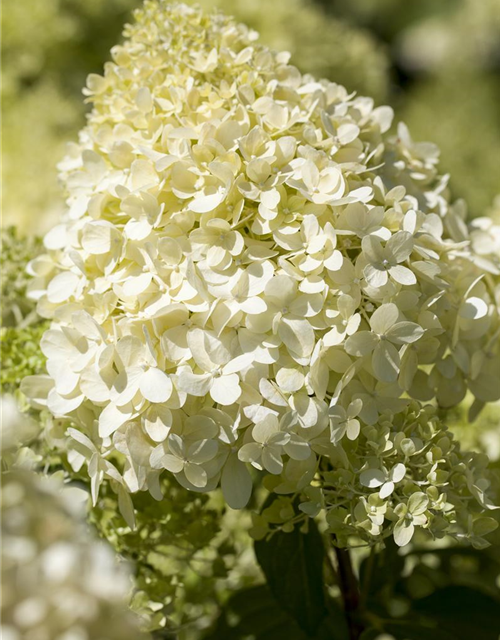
254,519,327,636
360,620,456,640
382,622,455,640
204,585,310,640
204,585,348,640
359,538,405,600
413,585,500,640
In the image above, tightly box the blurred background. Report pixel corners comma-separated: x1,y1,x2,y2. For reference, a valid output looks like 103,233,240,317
2,0,500,235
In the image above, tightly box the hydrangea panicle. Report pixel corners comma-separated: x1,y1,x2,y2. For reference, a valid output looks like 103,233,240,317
23,1,500,547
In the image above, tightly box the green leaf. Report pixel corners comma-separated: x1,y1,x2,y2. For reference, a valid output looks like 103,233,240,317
381,622,455,640
413,585,500,640
254,517,328,636
360,619,455,640
204,585,307,640
204,585,348,640
359,538,405,599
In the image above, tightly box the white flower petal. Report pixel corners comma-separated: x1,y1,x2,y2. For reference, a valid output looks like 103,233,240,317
370,303,399,335
364,264,388,288
372,341,401,383
183,462,208,487
139,368,173,403
20,375,53,409
99,402,133,438
345,331,378,357
394,519,414,547
187,439,218,464
379,481,394,499
386,322,424,345
390,463,406,483
81,221,116,255
210,374,241,405
360,468,386,488
238,443,263,466
389,265,416,286
161,453,185,473
221,453,253,509
47,388,84,416
176,368,212,397
252,415,279,443
143,406,172,442
459,296,489,320
262,446,283,475
47,272,80,303
276,368,305,393
386,231,413,263
278,317,315,358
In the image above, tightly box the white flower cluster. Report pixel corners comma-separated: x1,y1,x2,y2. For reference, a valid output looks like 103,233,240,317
1,468,147,640
24,2,500,545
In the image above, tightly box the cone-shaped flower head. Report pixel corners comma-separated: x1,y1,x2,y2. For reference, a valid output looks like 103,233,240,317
24,1,500,546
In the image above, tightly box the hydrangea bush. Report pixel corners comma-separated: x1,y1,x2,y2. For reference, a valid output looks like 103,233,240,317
23,1,500,551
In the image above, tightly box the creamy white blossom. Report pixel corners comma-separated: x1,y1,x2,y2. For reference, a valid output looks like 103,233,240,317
23,1,500,547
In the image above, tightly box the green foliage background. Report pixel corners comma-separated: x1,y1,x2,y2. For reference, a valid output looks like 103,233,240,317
318,0,500,216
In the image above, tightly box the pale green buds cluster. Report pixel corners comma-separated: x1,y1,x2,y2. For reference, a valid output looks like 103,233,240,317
252,402,498,547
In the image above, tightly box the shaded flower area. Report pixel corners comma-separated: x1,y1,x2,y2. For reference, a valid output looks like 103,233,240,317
21,2,500,558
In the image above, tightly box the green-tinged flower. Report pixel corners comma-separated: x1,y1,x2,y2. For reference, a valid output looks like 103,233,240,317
21,2,499,553
191,0,389,101
264,402,498,548
393,491,429,547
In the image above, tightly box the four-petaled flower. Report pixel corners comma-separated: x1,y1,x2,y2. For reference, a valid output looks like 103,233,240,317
362,231,416,287
345,303,424,382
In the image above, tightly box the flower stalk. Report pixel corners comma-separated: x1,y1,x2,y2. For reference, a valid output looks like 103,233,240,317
334,545,364,640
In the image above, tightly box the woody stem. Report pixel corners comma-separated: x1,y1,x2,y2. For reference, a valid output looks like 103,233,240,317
334,545,364,640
